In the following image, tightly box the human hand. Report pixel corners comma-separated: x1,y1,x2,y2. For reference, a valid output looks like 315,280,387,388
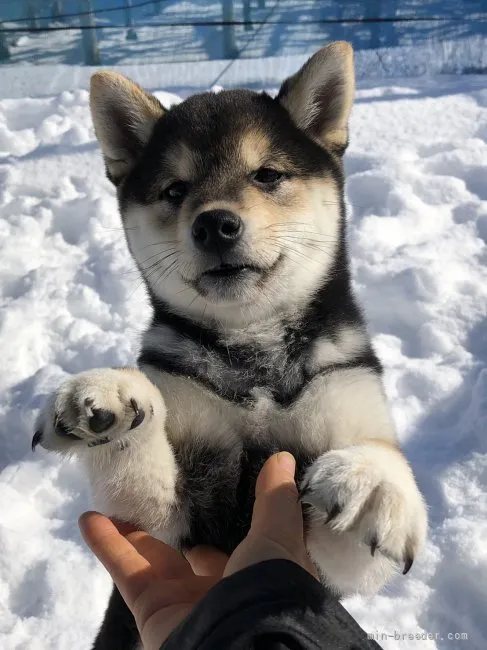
79,452,311,650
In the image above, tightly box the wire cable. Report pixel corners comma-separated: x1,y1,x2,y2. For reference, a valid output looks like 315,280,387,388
0,0,157,25
1,14,484,33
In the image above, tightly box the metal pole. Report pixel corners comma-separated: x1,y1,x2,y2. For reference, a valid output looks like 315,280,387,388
222,0,238,59
80,0,100,65
243,0,253,32
124,0,138,40
26,2,40,31
365,0,382,49
51,1,64,21
0,31,10,61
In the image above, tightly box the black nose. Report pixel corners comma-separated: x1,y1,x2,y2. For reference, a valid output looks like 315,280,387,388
192,210,243,253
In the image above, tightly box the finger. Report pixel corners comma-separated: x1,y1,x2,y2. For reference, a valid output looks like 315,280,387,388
255,452,298,499
110,519,191,579
185,545,229,577
79,511,152,609
125,530,192,580
112,519,139,536
251,452,304,544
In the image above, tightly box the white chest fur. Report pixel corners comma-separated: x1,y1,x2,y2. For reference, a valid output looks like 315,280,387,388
144,362,394,455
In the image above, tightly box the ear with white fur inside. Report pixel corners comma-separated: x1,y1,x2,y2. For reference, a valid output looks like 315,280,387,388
277,41,355,154
89,71,165,184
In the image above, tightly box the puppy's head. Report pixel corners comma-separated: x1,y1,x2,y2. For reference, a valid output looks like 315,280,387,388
90,42,354,325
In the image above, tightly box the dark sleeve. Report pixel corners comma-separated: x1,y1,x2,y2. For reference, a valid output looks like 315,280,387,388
161,559,383,650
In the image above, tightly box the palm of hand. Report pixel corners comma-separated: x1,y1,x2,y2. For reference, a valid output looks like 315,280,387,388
81,516,226,650
80,453,305,650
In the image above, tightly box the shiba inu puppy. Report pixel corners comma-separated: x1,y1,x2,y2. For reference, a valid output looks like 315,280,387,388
33,42,427,649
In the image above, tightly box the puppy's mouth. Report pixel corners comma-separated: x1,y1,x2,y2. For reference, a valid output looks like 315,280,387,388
188,254,283,301
202,263,263,279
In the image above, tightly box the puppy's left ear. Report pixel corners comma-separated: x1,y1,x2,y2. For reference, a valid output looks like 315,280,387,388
277,42,354,154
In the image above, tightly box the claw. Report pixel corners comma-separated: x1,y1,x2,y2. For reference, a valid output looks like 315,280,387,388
55,419,81,440
369,536,379,557
32,430,42,451
403,554,414,575
129,399,145,430
88,437,111,448
325,503,342,524
299,483,310,501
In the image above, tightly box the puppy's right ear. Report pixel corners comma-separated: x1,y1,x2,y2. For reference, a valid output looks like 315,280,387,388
90,71,165,185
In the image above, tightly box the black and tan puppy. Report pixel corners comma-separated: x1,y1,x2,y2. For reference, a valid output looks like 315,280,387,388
34,42,427,650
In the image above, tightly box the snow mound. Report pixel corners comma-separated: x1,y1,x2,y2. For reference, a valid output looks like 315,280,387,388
1,78,486,649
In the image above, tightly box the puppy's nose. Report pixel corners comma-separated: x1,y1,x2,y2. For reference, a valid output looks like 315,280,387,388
192,210,243,253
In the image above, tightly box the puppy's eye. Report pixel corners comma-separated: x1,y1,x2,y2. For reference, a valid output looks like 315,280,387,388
161,181,188,203
253,167,283,185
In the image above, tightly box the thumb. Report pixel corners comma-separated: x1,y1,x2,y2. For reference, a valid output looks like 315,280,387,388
250,452,304,552
255,451,298,498
223,453,312,577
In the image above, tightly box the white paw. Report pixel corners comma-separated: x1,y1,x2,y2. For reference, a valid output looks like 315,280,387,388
301,444,427,575
33,368,165,453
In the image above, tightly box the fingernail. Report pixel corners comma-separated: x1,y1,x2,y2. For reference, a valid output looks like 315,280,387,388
277,451,296,475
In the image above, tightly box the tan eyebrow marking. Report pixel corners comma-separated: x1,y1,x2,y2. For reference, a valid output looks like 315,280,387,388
239,130,271,171
165,142,198,180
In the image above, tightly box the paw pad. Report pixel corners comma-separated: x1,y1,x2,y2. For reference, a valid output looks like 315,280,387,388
89,409,116,433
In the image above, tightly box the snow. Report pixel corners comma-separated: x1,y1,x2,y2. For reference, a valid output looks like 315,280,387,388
1,72,487,649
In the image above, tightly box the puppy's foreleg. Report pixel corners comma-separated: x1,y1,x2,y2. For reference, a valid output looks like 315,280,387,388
34,368,185,543
301,368,428,596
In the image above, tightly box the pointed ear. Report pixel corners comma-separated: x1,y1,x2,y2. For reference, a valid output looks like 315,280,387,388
90,71,165,185
277,42,354,154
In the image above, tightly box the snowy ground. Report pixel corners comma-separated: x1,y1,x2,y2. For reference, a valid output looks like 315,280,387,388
1,73,487,649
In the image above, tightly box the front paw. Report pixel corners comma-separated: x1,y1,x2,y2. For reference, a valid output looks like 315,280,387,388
33,368,164,453
301,444,427,575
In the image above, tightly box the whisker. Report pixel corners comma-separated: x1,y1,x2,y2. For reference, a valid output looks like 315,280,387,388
157,259,180,286
263,223,337,236
267,237,334,258
263,229,338,241
266,242,320,267
137,239,181,251
267,234,338,250
266,241,348,274
267,233,339,245
139,249,178,267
